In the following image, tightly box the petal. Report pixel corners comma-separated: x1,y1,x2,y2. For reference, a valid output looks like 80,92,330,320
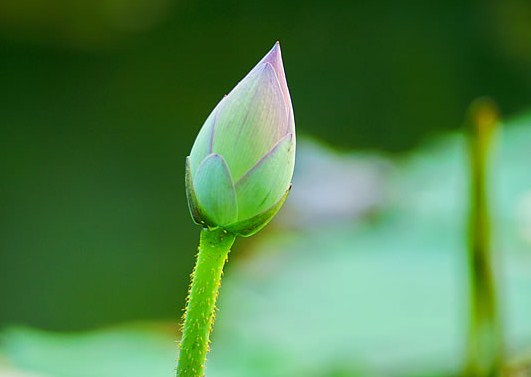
259,43,293,132
189,109,217,175
234,133,295,221
212,63,289,181
250,42,294,136
193,153,238,226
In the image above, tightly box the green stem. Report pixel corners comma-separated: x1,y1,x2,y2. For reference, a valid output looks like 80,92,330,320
464,99,503,377
177,228,236,377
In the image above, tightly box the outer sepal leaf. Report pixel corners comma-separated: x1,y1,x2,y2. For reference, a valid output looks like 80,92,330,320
185,157,215,227
224,186,291,237
192,153,238,227
185,155,239,228
234,133,294,220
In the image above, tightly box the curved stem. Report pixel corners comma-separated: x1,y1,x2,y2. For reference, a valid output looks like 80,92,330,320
177,228,236,377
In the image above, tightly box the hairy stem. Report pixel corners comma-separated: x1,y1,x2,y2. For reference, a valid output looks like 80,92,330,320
464,99,503,377
177,228,236,377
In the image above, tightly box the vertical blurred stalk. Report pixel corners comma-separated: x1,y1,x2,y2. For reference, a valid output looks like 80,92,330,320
464,98,504,377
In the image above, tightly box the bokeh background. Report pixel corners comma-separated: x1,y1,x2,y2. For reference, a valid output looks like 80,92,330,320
1,1,531,376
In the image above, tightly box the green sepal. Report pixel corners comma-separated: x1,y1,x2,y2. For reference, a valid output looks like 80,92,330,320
185,156,219,229
224,185,291,237
234,133,294,220
192,153,238,227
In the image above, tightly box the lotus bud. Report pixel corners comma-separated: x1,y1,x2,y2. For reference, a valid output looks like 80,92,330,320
185,43,296,237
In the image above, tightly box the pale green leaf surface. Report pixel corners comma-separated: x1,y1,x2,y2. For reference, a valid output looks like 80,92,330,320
1,325,176,377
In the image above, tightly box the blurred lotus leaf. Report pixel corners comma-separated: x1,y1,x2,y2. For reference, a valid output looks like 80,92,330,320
2,113,531,377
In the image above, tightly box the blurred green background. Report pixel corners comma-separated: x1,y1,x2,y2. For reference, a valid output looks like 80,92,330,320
1,0,531,370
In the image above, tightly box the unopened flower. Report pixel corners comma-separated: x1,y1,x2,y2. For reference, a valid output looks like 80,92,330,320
186,43,295,236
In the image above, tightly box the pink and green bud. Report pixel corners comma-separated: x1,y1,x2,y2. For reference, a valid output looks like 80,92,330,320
185,43,296,237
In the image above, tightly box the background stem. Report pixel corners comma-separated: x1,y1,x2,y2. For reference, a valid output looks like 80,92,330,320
177,228,236,377
464,98,504,377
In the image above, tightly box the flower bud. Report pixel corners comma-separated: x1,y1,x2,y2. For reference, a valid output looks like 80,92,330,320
186,43,296,237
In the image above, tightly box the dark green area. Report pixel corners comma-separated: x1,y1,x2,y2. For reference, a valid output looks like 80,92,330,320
1,0,530,330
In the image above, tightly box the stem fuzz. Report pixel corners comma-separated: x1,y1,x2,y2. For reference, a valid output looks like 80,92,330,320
177,228,236,377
